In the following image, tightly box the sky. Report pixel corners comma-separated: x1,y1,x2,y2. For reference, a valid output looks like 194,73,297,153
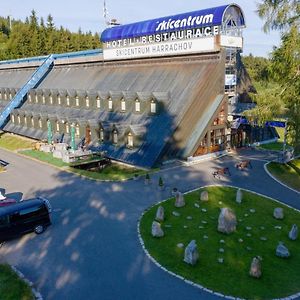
0,0,282,57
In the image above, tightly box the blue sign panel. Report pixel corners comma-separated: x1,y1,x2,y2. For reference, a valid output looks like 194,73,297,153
265,121,286,128
101,4,245,42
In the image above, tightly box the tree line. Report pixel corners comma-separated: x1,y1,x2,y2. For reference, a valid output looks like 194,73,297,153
244,0,299,152
0,10,101,60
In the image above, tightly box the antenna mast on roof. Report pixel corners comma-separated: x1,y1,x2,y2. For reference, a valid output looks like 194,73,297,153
103,0,121,27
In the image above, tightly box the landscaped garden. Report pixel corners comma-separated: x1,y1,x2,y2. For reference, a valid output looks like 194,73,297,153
139,186,300,299
20,149,148,181
267,159,300,192
0,264,34,300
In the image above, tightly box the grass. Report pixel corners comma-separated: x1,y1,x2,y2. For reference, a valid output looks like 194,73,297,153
20,149,150,181
20,149,69,168
139,186,300,299
0,264,34,300
258,127,288,151
0,132,34,151
69,164,148,181
267,159,300,192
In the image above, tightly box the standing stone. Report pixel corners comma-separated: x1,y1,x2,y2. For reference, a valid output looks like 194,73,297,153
200,191,209,201
151,221,164,237
218,208,237,234
249,257,262,278
183,240,199,265
276,242,290,258
236,188,243,204
273,208,284,219
288,224,298,241
175,192,185,208
155,206,164,222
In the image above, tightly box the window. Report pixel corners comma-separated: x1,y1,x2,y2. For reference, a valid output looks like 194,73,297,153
42,95,45,104
0,92,2,100
75,96,79,107
66,96,70,106
39,118,42,128
58,96,61,105
9,93,12,99
75,124,80,138
35,94,38,103
135,100,141,112
113,130,118,144
108,98,113,110
128,132,133,148
50,95,53,105
28,94,31,102
11,115,15,123
17,115,21,124
66,123,69,134
24,116,27,126
100,128,104,142
150,100,156,114
85,96,90,108
96,97,101,108
31,117,34,127
56,121,60,132
121,99,126,111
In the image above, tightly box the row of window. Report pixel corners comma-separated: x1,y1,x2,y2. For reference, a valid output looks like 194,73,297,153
27,94,157,113
10,115,136,148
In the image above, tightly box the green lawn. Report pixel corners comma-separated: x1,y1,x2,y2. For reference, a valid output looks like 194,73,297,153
140,186,300,299
20,149,68,168
70,164,147,181
20,149,150,181
0,132,34,151
267,159,300,192
0,264,34,300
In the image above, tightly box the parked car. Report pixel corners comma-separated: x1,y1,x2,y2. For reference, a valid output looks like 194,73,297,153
0,197,52,242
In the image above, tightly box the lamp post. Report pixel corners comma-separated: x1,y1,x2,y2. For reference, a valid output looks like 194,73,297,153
47,120,52,144
71,123,76,151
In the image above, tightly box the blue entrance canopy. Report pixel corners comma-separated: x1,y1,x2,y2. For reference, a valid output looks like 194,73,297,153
101,4,245,42
265,121,286,128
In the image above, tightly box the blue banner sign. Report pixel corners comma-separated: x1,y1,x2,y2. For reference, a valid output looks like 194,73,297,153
265,121,286,128
101,4,245,42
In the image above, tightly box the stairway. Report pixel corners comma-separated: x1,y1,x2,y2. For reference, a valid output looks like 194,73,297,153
0,54,54,128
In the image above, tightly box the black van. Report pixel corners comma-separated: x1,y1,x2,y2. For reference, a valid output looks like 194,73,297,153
0,197,51,242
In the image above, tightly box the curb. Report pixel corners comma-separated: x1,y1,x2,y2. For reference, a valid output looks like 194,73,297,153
264,162,300,195
137,184,300,300
10,265,43,300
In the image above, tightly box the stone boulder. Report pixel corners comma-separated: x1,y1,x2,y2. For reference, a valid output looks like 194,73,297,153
249,257,262,278
276,242,290,258
273,208,284,219
183,240,199,265
218,208,237,234
151,221,164,237
175,192,185,208
200,191,209,201
155,206,164,222
288,224,298,241
236,188,243,204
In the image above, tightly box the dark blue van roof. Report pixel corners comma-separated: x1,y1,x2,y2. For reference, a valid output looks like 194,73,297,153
0,199,45,217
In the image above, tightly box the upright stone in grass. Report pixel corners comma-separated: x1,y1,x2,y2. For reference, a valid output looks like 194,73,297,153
200,190,208,201
276,242,290,258
151,221,164,237
184,240,199,265
175,192,185,208
236,188,243,204
289,224,298,241
273,208,284,220
218,208,237,234
155,206,164,222
249,257,262,279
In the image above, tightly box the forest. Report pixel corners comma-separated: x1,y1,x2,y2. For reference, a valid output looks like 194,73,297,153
0,10,101,60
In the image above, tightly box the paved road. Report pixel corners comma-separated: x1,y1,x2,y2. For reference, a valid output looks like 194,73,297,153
0,148,299,300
